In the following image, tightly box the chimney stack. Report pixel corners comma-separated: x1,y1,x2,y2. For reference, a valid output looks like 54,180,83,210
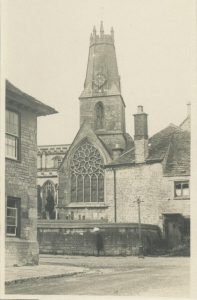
187,102,191,117
133,106,148,163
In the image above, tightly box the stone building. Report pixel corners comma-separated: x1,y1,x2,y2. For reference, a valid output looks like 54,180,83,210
5,80,57,266
37,144,69,219
57,23,190,248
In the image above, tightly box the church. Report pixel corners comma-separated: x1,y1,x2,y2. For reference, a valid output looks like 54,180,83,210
55,23,190,248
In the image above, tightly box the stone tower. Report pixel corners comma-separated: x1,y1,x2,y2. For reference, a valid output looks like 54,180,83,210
79,22,128,155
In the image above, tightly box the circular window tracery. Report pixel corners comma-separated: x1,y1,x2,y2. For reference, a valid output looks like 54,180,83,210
71,142,104,176
70,142,104,202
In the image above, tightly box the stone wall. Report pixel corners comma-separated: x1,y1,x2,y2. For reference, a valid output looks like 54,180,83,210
5,239,39,267
58,160,190,230
80,95,125,133
5,106,39,266
58,125,112,208
37,221,161,256
105,164,190,229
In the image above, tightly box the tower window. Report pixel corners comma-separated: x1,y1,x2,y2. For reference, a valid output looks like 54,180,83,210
95,102,104,130
70,141,104,202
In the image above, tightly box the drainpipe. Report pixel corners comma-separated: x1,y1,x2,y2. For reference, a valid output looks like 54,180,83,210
113,168,117,223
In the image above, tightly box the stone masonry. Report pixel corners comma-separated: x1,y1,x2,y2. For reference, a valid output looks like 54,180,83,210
5,80,57,266
5,107,39,266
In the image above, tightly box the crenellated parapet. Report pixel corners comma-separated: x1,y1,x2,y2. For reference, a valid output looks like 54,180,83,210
80,22,121,99
90,22,114,46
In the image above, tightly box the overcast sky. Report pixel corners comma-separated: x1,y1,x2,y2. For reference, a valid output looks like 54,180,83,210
4,0,195,145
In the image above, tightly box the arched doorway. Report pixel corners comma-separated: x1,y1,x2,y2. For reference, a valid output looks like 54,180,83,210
41,180,56,219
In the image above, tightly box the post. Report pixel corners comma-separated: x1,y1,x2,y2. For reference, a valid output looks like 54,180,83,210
137,197,144,258
113,169,117,223
55,184,59,220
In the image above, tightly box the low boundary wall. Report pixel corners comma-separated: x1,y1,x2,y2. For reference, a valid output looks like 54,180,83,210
37,221,162,256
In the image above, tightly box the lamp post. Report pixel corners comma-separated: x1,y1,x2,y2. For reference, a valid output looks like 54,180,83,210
136,197,144,258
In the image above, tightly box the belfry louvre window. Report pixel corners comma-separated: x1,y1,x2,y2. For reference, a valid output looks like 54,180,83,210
70,142,104,202
174,181,190,198
6,110,20,160
6,197,20,237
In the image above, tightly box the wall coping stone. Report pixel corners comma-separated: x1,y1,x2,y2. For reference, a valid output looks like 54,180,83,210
37,221,160,231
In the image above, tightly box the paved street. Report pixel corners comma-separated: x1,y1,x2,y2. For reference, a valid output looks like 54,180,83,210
6,255,190,297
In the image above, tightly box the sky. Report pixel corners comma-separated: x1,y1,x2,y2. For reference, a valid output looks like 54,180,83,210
4,0,196,145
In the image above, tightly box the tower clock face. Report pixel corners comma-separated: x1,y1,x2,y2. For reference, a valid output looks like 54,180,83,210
94,73,106,88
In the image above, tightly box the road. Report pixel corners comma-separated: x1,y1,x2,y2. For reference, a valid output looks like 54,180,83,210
6,256,190,297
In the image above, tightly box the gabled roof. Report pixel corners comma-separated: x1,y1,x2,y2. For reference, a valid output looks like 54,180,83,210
148,124,179,162
97,132,134,157
163,129,190,176
59,120,112,169
104,147,134,166
6,80,58,116
106,124,190,176
179,115,190,132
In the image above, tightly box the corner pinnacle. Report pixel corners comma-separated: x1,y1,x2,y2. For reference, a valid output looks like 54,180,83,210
100,21,104,36
93,25,96,36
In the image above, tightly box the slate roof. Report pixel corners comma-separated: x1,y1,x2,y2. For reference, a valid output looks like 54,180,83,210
124,132,134,151
6,80,58,116
148,124,178,162
163,129,190,176
106,124,190,176
95,131,134,159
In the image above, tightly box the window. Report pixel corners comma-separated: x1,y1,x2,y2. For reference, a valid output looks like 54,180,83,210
53,156,62,169
6,110,20,160
95,102,104,130
70,141,104,202
6,197,20,237
174,181,189,198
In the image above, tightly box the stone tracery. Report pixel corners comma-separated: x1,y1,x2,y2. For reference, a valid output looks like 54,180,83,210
70,142,104,202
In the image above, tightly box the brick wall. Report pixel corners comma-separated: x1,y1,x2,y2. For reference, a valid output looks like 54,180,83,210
5,106,39,266
37,221,161,256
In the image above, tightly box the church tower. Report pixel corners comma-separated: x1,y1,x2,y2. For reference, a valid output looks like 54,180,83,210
79,22,128,154
58,23,133,221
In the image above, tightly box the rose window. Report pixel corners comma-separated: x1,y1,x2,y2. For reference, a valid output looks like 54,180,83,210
70,142,104,202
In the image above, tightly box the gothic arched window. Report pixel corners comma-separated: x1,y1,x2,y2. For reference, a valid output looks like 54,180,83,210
70,142,104,202
95,102,104,130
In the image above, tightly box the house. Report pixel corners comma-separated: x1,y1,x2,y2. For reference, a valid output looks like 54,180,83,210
57,23,190,248
5,80,57,266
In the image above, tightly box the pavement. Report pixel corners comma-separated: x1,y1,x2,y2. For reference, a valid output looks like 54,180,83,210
5,254,190,284
5,255,191,297
5,259,88,285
